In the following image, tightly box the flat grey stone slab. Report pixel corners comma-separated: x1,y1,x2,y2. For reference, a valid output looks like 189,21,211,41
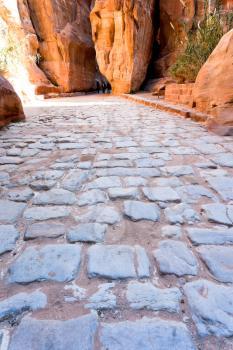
161,225,182,239
30,180,56,190
0,290,47,322
184,279,233,337
165,203,200,224
202,203,233,225
0,157,23,165
0,225,19,255
124,177,147,187
108,187,140,200
25,222,66,240
61,170,89,191
88,245,137,279
135,158,165,167
197,245,233,283
187,227,233,245
212,152,233,167
96,167,160,177
100,318,196,350
206,176,233,200
0,171,9,185
87,176,122,189
177,185,214,203
31,170,64,181
8,313,98,350
33,189,76,205
77,205,121,225
8,244,82,283
154,240,198,276
85,283,116,310
77,189,107,206
135,245,150,278
7,188,34,202
0,200,26,224
143,187,181,202
24,206,70,221
124,200,160,222
127,282,182,313
67,223,107,243
162,165,194,177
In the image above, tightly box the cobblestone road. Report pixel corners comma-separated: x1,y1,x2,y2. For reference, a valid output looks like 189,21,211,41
0,95,233,349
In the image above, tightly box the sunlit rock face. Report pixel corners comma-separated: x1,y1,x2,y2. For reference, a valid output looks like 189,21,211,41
27,0,97,92
0,76,25,127
90,0,155,94
193,29,233,135
0,0,96,96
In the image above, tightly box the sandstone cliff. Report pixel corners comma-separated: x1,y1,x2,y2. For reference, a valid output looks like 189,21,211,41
0,76,25,127
193,29,233,135
90,0,155,94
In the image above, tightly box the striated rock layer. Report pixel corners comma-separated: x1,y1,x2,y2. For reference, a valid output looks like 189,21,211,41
0,76,25,127
90,0,155,94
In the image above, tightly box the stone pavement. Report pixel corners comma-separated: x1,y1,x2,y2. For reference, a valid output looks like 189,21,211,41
0,94,233,349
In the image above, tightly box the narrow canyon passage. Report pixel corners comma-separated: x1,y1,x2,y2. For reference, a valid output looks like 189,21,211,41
0,95,233,349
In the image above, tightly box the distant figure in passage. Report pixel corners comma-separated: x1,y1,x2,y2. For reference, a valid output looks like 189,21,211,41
106,82,111,93
96,80,101,94
102,82,107,94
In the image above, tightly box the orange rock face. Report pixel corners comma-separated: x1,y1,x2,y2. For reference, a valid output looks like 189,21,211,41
193,29,233,135
0,0,96,96
90,0,155,94
27,0,96,92
0,76,25,128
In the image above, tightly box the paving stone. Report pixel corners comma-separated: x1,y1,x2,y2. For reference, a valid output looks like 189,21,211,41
135,158,165,167
87,176,122,189
6,148,22,156
124,176,147,187
77,161,92,169
31,170,64,181
108,187,140,200
8,313,98,350
151,177,183,187
77,205,121,225
172,147,198,155
24,206,70,221
124,200,160,222
0,200,26,224
202,203,233,225
0,225,19,255
88,245,137,279
61,170,90,191
25,222,66,240
33,189,76,205
96,167,160,177
135,245,150,278
7,188,34,202
211,153,233,167
165,203,200,224
8,244,82,283
112,152,149,160
126,282,182,312
154,240,198,276
77,189,107,206
85,283,116,310
30,180,57,190
206,176,233,200
67,223,107,243
58,142,88,150
161,225,182,238
177,185,214,203
194,143,225,154
143,187,181,202
0,157,23,165
0,171,10,185
187,227,233,245
93,160,133,168
21,149,39,158
162,165,194,177
100,318,196,350
0,290,47,322
197,245,233,283
184,279,233,337
50,162,75,170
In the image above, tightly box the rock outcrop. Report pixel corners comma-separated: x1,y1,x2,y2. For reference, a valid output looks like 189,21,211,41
0,0,96,97
193,29,233,135
26,0,96,92
90,0,155,94
0,76,25,127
